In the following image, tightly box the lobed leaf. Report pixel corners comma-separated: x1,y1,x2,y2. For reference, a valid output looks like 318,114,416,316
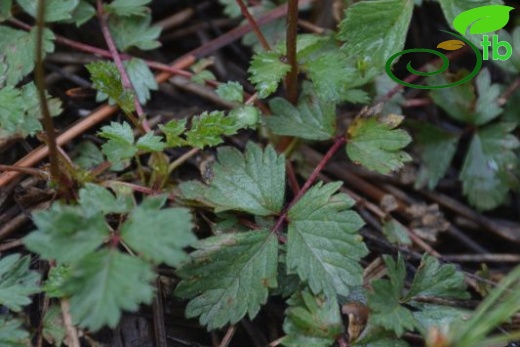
0,254,40,312
248,51,291,98
286,182,367,298
175,230,278,330
180,142,286,216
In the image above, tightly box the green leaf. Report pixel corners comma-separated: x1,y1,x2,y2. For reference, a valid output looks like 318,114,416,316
473,68,502,126
368,254,416,336
78,183,132,216
346,117,412,174
24,203,110,263
0,26,54,85
218,0,241,17
42,305,66,346
452,4,513,35
0,0,12,21
159,118,187,147
185,111,240,148
411,303,469,335
337,0,414,81
0,83,62,138
72,141,104,169
121,196,195,266
286,182,367,298
175,230,278,330
64,250,155,331
382,219,411,245
229,105,260,129
124,58,158,105
282,289,343,347
301,49,360,103
87,61,135,113
248,51,291,98
0,317,30,347
216,81,244,103
135,132,166,152
105,0,151,17
43,264,70,298
108,14,161,51
410,122,459,189
65,0,95,26
180,142,285,216
266,83,336,140
460,122,519,210
406,255,469,300
98,121,138,166
16,0,79,22
0,254,40,312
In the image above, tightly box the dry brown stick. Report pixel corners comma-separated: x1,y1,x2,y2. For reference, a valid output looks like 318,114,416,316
60,299,81,347
442,254,520,263
219,325,237,347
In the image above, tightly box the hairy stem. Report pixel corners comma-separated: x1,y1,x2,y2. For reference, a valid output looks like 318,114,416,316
35,0,62,184
285,0,299,104
96,0,151,132
236,0,271,51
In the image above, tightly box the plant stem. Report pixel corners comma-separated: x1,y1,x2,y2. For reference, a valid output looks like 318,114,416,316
35,0,61,185
285,0,299,104
236,0,271,51
271,135,346,234
96,0,151,132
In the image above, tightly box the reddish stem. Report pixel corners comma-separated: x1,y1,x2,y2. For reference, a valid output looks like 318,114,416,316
285,0,299,104
96,0,151,132
236,0,271,51
271,136,346,234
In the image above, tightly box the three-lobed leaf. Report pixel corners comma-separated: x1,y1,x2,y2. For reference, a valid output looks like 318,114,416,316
266,83,336,140
180,142,286,215
248,51,291,98
286,182,367,298
175,230,278,330
347,116,412,174
105,0,151,17
0,254,40,312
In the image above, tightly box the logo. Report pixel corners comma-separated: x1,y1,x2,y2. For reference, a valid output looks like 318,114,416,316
385,5,515,89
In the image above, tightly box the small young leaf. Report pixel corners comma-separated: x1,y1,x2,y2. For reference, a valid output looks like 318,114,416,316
65,0,95,26
406,255,469,300
98,121,138,166
180,142,286,216
108,14,161,51
175,230,278,330
287,182,367,298
216,81,244,103
368,254,416,336
460,122,519,210
24,203,110,263
42,305,66,346
452,5,513,36
72,141,105,169
185,111,240,148
121,196,195,266
105,0,151,17
135,132,166,152
64,250,155,331
16,0,80,22
347,117,412,174
78,183,132,216
87,61,135,113
159,119,187,147
218,0,241,17
0,317,30,347
282,289,343,347
229,105,260,129
266,83,336,140
248,51,291,98
0,254,40,312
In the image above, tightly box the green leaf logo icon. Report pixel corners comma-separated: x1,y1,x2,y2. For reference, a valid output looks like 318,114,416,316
453,5,514,36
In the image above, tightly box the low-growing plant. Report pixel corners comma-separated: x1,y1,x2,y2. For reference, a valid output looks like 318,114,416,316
0,0,519,346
